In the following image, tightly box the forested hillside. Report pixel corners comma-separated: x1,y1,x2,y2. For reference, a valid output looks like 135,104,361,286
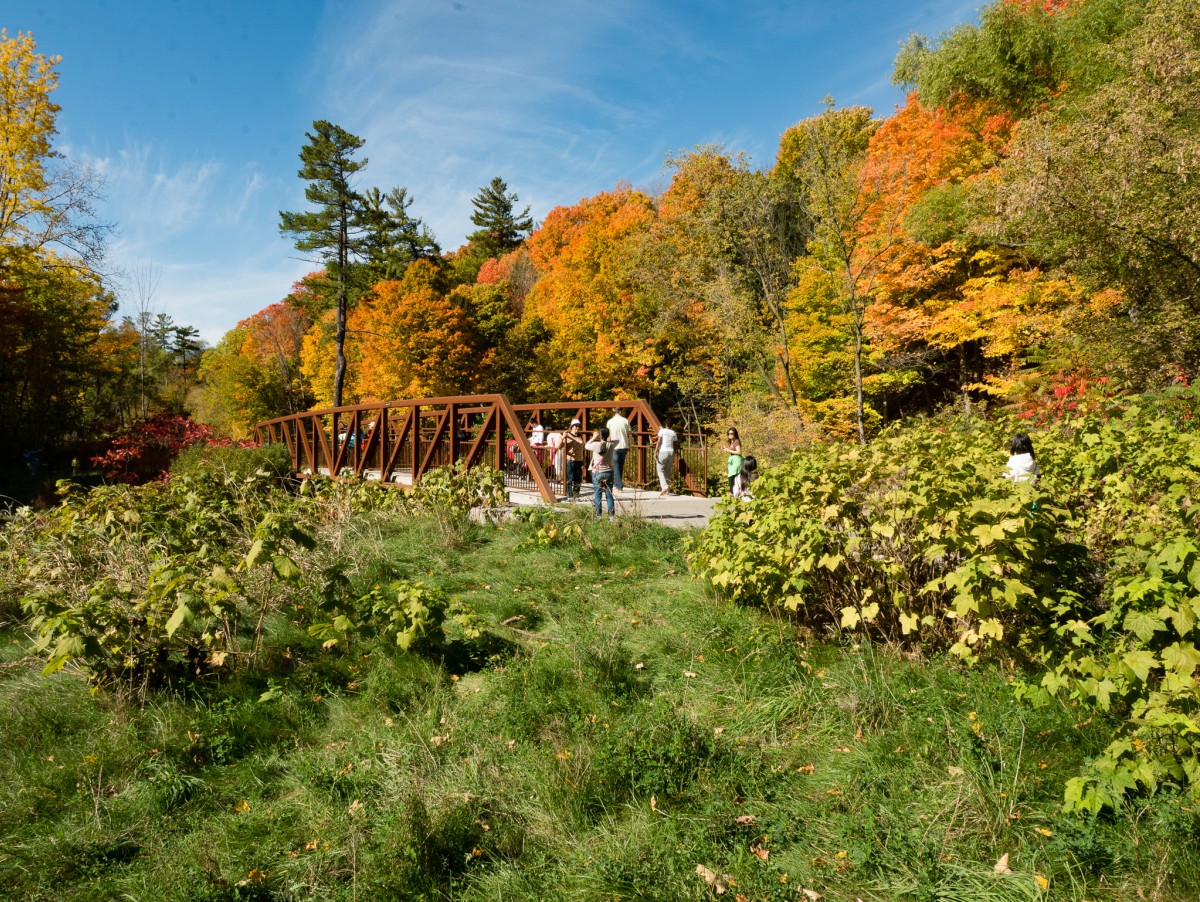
191,0,1197,448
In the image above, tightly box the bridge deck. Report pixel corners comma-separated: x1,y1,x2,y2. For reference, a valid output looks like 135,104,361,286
312,467,718,529
506,485,719,529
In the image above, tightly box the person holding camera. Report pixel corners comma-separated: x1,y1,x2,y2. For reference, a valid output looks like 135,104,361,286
586,426,616,520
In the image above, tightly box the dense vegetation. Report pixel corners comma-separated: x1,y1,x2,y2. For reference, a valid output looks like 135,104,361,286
2,444,1199,900
691,386,1200,814
4,0,1200,897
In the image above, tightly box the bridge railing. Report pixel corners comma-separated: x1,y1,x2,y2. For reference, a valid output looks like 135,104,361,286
255,395,708,501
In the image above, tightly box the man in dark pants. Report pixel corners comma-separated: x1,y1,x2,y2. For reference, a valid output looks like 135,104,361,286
605,408,632,492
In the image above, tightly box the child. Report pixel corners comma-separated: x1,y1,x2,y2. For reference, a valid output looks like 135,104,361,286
1005,433,1038,482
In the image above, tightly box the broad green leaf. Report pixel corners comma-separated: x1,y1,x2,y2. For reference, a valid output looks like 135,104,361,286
1162,642,1200,678
1122,649,1158,683
818,553,844,571
840,606,861,629
1123,610,1165,643
899,612,919,635
165,603,191,638
272,554,302,581
245,539,266,568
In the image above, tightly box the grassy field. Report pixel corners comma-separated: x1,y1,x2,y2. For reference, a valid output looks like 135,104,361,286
2,506,1198,900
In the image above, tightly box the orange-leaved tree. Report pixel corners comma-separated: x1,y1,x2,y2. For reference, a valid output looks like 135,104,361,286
353,260,483,400
524,186,659,400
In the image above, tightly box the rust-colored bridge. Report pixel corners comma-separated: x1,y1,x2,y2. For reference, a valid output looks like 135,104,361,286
255,395,708,503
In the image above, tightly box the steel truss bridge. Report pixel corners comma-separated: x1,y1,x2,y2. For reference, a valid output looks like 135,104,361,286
255,395,708,503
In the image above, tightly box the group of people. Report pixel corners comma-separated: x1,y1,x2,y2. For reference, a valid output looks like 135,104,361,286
526,408,681,520
537,417,1036,523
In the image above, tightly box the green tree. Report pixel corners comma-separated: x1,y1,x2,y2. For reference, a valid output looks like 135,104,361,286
467,176,533,260
997,0,1200,384
359,186,440,283
279,121,369,409
0,30,117,458
777,104,906,444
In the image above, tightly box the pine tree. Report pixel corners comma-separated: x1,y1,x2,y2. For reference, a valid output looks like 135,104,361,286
279,121,368,408
467,177,533,260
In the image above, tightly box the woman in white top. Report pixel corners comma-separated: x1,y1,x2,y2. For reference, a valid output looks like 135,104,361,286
654,418,678,496
1005,433,1039,482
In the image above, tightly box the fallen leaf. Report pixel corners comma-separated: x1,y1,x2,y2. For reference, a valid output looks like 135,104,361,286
994,853,1012,874
800,890,822,901
751,843,769,862
1034,874,1049,890
304,839,318,851
735,814,756,825
714,727,726,736
347,799,363,815
634,662,645,670
695,864,728,894
1035,828,1053,837
798,764,815,775
234,800,250,814
684,671,697,678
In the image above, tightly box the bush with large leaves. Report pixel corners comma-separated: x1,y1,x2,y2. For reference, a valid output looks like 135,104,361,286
690,387,1200,810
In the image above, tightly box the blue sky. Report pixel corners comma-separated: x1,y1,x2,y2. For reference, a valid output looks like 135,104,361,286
15,0,979,343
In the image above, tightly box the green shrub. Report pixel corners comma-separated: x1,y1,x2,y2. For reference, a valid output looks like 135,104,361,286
169,443,293,483
688,416,1081,659
689,387,1200,811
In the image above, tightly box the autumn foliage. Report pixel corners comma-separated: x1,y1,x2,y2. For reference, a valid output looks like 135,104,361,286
189,0,1198,447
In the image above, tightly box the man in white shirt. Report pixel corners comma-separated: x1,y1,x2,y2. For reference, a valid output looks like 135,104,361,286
605,408,632,491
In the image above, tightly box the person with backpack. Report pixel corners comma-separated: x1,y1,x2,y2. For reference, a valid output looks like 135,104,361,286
586,426,616,520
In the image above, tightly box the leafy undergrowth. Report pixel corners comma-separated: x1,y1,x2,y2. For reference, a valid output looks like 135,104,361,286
3,504,1200,900
691,386,1200,814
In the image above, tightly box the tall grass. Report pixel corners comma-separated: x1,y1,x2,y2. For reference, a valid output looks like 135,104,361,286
1,503,1199,899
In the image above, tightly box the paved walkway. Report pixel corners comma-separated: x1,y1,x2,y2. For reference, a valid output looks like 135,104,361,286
507,485,719,529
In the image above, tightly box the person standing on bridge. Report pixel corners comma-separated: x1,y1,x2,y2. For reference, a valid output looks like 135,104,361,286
586,426,616,520
606,408,632,492
655,417,678,496
562,419,585,501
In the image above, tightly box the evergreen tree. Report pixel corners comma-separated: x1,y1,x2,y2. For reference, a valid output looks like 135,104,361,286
279,121,368,408
360,186,441,283
467,177,533,260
